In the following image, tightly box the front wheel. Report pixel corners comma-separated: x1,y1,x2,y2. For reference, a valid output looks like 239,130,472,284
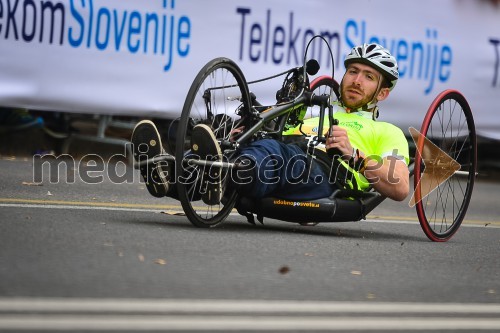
413,90,477,241
175,58,252,228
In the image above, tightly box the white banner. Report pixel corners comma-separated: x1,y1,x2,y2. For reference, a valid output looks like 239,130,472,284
0,0,499,139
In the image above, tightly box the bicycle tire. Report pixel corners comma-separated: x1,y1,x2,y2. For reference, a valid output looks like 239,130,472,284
175,58,251,228
308,76,340,119
414,90,477,241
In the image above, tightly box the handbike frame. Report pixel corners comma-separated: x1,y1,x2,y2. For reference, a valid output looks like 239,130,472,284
188,82,416,224
144,51,474,241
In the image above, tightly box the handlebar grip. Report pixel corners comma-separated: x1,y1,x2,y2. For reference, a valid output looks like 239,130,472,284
327,117,341,159
327,147,342,160
310,94,329,106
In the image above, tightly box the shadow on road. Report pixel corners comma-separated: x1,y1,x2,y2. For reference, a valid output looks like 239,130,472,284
122,214,427,243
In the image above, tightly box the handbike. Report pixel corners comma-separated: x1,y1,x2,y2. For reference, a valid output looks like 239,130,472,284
168,39,477,242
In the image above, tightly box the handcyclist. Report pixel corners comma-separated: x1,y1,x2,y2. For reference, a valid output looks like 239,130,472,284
131,43,410,204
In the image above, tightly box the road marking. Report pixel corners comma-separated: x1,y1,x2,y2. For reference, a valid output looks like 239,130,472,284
0,198,179,210
1,298,500,331
1,315,500,331
1,198,499,227
2,298,500,314
0,203,169,213
367,216,500,228
0,198,206,214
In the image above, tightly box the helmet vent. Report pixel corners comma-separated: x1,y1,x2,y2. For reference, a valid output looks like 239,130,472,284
368,52,382,58
366,44,377,53
381,61,396,68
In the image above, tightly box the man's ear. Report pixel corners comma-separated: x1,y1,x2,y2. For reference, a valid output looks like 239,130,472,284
377,87,390,102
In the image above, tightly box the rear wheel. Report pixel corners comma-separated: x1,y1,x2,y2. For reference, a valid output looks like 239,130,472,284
413,90,477,241
176,58,252,228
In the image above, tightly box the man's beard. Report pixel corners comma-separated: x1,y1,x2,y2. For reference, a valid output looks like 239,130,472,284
340,84,374,109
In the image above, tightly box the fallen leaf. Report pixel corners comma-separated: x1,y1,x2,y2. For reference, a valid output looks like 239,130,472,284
22,182,42,186
154,259,167,265
351,270,362,276
161,210,186,216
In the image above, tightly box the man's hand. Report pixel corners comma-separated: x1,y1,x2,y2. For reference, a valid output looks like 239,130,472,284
230,126,245,142
325,125,354,160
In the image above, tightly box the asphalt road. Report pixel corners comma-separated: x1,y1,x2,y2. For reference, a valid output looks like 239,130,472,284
0,157,499,332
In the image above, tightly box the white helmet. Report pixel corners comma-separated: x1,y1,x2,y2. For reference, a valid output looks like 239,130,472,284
344,43,399,91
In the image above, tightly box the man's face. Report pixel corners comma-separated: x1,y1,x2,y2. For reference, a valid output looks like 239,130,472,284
341,63,385,109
